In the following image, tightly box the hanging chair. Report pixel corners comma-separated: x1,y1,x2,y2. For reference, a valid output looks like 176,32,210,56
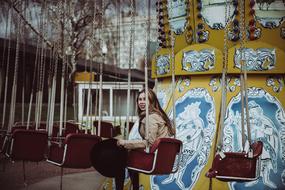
47,133,101,168
206,0,263,182
206,141,263,181
53,121,80,136
5,129,48,185
6,129,48,161
93,120,114,138
47,133,102,190
1,124,33,155
127,137,182,175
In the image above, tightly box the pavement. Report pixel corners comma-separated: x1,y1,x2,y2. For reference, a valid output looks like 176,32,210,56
0,156,106,190
20,171,106,190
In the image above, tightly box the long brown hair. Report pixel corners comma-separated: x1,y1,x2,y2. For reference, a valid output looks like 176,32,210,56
137,89,175,136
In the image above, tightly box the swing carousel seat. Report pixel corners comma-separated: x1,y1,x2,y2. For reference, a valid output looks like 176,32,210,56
93,121,114,138
6,129,48,161
127,138,182,175
64,122,80,135
3,125,48,155
47,133,102,168
206,141,263,182
53,121,80,136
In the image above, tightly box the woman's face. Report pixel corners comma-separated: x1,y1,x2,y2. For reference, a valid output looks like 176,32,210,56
138,92,146,111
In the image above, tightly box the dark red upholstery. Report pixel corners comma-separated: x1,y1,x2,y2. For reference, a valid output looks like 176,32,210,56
49,122,79,142
127,138,182,174
206,141,263,181
48,142,65,164
128,149,155,171
8,129,48,162
93,121,114,138
64,122,79,135
252,141,263,157
11,125,33,133
47,133,102,169
13,122,46,130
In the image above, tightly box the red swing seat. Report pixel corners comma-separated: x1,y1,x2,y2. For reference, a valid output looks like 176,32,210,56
47,133,102,168
6,129,48,161
93,121,114,138
206,141,263,182
47,133,102,190
4,129,48,185
127,138,182,175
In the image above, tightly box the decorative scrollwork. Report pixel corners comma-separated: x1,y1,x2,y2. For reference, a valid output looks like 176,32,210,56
178,77,191,93
156,54,170,75
209,77,221,92
234,48,276,71
182,49,215,72
266,76,284,93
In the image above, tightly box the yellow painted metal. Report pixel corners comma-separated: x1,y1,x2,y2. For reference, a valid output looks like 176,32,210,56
228,41,285,74
74,71,95,82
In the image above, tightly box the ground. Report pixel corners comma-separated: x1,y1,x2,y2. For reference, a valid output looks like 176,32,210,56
0,154,95,190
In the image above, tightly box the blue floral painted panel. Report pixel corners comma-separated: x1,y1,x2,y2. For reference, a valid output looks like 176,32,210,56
224,87,285,190
151,88,216,190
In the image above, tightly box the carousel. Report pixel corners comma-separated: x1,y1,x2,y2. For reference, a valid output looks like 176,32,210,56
0,0,284,190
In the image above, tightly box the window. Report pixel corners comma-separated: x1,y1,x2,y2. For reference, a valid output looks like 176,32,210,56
77,82,143,124
113,89,139,116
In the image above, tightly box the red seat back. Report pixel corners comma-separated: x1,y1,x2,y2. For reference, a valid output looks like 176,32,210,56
206,141,263,181
62,133,102,168
127,138,182,175
9,129,48,162
93,121,114,138
11,125,34,133
151,138,182,174
64,122,79,135
252,141,263,157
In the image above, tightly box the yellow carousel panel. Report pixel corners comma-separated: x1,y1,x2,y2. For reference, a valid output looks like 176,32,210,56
140,75,285,190
141,75,226,190
220,74,285,190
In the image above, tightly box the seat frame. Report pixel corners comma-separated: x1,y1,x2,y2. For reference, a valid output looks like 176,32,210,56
127,138,182,175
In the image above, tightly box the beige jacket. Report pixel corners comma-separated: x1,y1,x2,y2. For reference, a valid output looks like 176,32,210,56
122,112,171,150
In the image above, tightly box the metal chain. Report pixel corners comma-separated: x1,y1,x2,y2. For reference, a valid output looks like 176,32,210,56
167,0,177,138
144,0,151,149
154,0,161,92
59,0,67,136
8,13,21,131
125,0,135,139
239,0,252,148
1,8,12,129
36,1,47,129
217,0,230,150
97,0,105,136
170,30,176,138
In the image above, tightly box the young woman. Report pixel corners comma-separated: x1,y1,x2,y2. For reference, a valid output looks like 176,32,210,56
90,88,175,190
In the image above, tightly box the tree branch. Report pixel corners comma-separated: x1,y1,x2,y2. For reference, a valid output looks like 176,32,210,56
4,0,53,49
